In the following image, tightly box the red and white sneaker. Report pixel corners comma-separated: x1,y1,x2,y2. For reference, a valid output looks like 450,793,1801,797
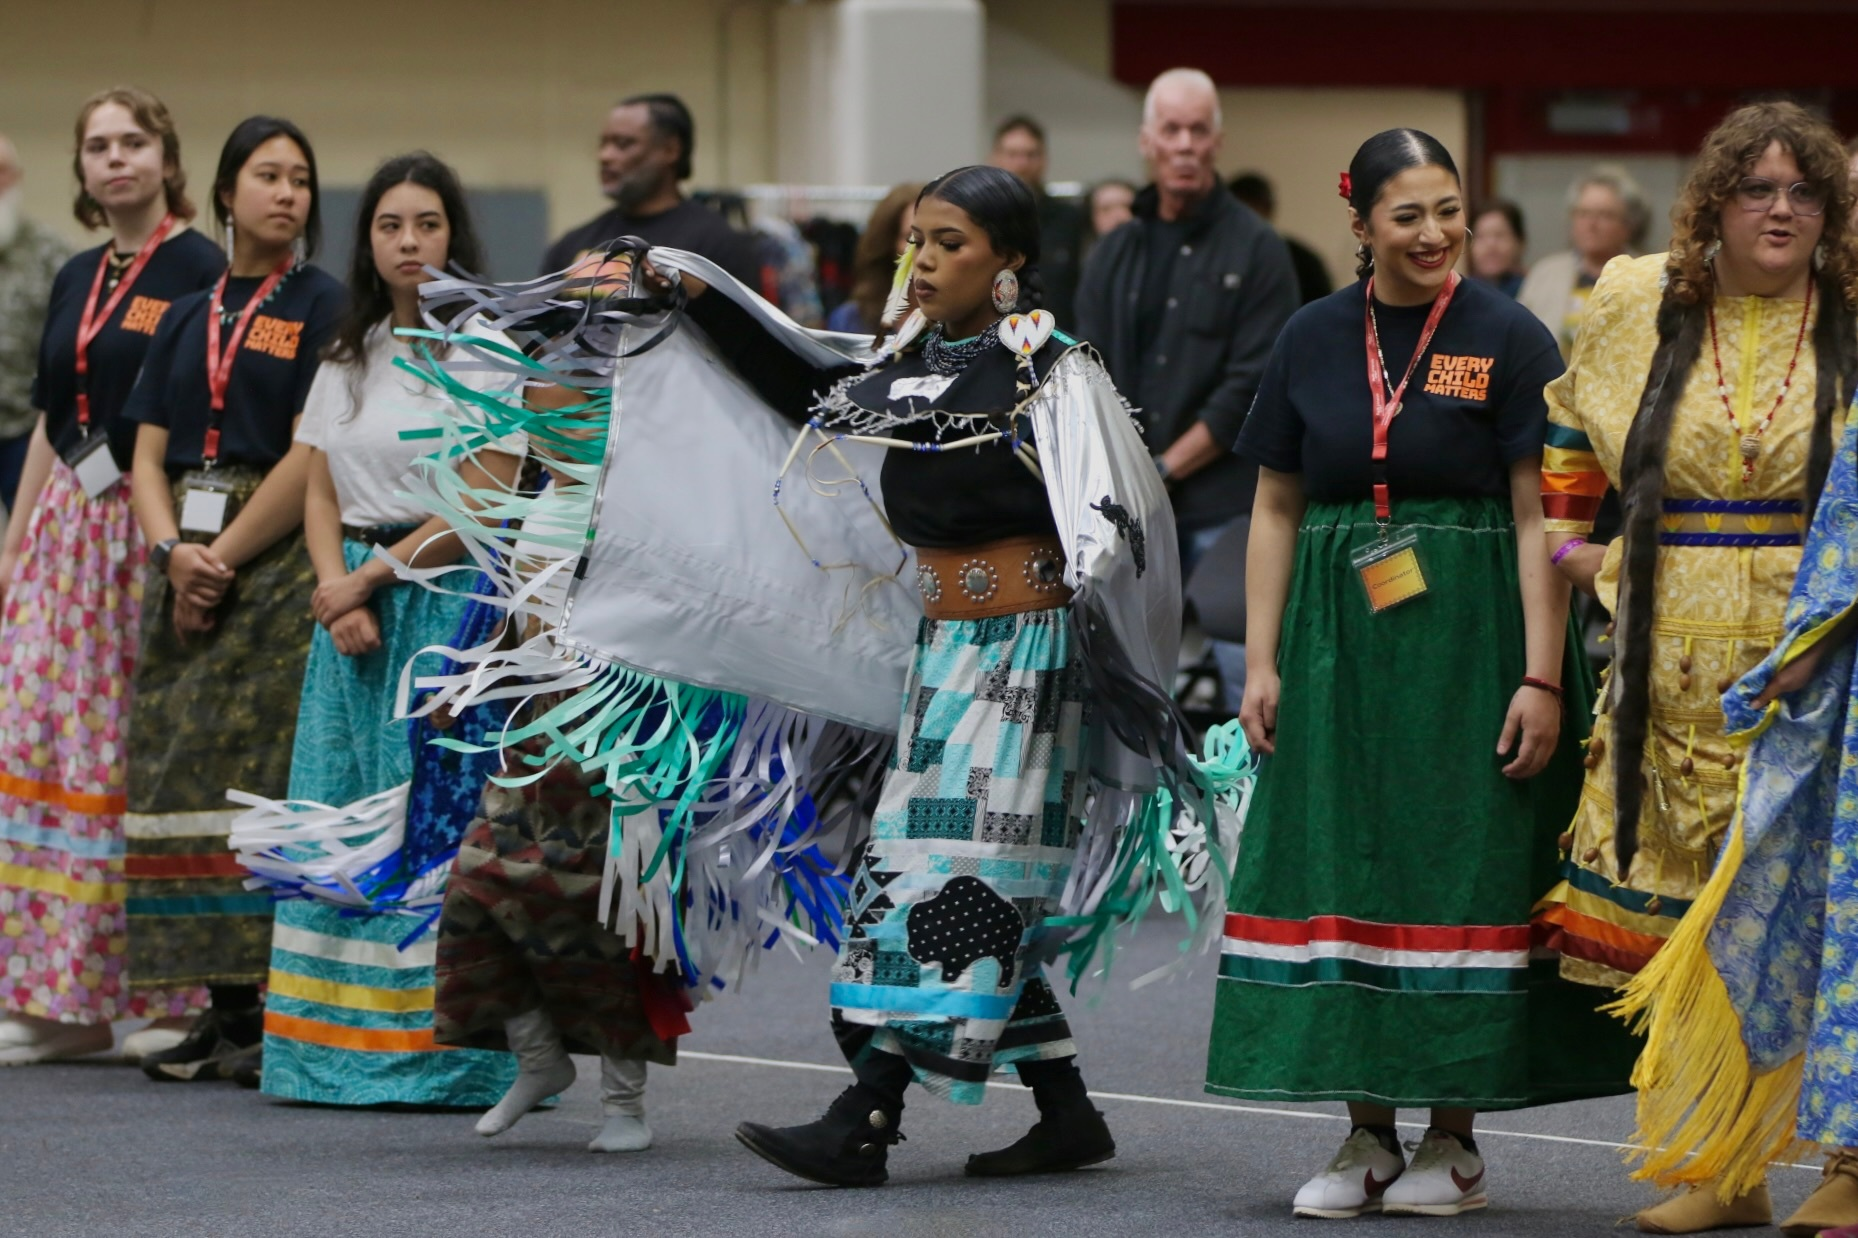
1381,1129,1488,1216
1292,1128,1406,1219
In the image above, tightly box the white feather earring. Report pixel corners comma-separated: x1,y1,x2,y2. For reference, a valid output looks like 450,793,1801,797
881,239,919,328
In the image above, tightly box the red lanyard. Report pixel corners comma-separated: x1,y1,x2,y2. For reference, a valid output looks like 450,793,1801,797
74,213,175,432
1364,272,1458,522
203,258,292,465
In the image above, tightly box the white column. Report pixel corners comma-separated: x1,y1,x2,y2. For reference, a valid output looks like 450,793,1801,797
775,0,985,186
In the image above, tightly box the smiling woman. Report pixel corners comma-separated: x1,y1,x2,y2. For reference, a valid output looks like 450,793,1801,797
1205,127,1639,1222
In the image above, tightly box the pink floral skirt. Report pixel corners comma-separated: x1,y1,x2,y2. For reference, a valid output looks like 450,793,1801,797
0,462,205,1022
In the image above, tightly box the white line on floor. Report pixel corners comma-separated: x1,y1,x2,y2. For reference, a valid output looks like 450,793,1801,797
677,1049,1816,1170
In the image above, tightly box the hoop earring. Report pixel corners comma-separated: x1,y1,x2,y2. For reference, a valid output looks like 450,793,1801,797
991,268,1020,315
1356,243,1374,270
1463,225,1475,238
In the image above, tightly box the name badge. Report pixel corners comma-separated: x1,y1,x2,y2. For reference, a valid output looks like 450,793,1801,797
1350,530,1429,614
178,471,236,535
69,434,124,499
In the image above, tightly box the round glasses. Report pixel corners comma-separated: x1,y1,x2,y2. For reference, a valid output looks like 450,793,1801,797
1735,177,1827,217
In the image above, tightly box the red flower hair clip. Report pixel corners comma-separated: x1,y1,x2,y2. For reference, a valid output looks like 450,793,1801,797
1337,172,1353,202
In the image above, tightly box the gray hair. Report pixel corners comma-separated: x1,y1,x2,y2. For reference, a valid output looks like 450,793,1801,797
1142,68,1222,134
1569,162,1649,248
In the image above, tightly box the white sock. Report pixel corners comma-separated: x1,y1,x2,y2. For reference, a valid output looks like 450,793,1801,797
587,1054,651,1153
476,1009,575,1137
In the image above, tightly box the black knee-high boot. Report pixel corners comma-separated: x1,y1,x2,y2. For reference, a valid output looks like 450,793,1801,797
735,1043,912,1187
965,1055,1116,1177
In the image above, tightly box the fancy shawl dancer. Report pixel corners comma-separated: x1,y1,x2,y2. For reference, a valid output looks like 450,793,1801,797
120,116,345,1084
1574,106,1858,1238
0,87,223,1065
654,166,1237,1184
1203,130,1637,1222
406,165,1243,1183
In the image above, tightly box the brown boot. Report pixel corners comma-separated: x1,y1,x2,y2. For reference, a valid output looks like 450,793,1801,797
1780,1150,1858,1236
1636,1183,1772,1234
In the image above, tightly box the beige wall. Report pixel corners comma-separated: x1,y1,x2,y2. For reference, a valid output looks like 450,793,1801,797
1217,88,1469,291
0,0,778,249
0,0,1465,287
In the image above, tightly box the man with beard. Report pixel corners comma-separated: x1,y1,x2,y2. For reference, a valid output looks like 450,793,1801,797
541,94,759,286
0,135,71,511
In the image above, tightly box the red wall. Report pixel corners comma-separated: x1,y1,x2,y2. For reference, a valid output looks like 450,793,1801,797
1112,6,1858,93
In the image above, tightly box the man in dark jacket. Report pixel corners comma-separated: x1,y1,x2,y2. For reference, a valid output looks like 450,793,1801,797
542,93,759,285
1074,68,1297,710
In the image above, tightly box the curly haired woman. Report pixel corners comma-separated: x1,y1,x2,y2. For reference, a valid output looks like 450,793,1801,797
1530,101,1858,1235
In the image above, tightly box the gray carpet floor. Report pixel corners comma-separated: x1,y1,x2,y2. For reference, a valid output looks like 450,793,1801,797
0,919,1824,1237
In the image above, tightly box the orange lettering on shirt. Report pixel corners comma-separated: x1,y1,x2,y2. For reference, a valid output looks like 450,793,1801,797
1423,355,1493,401
243,315,303,361
119,295,171,335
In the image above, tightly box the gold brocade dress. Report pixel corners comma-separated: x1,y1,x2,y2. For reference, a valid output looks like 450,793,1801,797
1532,253,1820,988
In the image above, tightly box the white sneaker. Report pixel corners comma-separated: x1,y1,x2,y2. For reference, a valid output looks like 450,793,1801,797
0,1017,112,1066
1293,1128,1407,1219
0,1017,48,1048
1380,1129,1488,1216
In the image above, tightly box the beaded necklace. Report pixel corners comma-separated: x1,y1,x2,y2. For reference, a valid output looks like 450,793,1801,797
216,261,298,326
921,322,1001,375
1707,278,1811,486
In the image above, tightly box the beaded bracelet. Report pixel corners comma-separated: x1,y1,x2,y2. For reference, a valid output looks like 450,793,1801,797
1521,676,1564,702
1550,537,1587,567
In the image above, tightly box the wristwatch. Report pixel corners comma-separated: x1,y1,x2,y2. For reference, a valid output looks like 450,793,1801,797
1153,455,1173,482
149,537,181,572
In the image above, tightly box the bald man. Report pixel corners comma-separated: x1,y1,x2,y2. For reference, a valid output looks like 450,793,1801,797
1074,69,1296,713
0,136,72,511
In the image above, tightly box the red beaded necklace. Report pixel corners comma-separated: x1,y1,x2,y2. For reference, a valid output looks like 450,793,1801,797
1706,278,1812,486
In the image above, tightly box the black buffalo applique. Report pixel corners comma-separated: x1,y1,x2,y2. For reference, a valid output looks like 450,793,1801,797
904,875,1025,986
1090,495,1146,575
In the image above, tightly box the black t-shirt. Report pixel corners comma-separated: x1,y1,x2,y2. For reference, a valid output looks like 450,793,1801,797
541,198,761,288
1236,275,1563,502
685,291,1059,549
32,229,224,470
123,263,346,473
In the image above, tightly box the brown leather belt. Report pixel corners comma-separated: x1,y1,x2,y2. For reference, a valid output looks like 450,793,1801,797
914,535,1073,620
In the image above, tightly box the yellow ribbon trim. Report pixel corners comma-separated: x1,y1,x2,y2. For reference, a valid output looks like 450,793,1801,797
267,970,435,1014
0,860,121,903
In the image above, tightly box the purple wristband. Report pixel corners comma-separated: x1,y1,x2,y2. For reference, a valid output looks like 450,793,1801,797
1550,538,1587,567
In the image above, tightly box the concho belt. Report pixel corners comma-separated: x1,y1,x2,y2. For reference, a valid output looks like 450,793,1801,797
913,534,1073,620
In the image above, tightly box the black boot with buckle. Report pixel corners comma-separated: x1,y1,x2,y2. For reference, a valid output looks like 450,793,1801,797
966,1056,1116,1176
735,1048,910,1187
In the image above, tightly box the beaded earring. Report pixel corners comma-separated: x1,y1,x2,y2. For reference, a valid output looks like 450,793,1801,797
991,268,1020,315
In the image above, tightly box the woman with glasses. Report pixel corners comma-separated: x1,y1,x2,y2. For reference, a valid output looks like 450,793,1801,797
1517,164,1647,359
1531,101,1858,1235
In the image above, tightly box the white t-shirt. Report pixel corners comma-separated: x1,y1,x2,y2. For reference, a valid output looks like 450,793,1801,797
295,320,525,528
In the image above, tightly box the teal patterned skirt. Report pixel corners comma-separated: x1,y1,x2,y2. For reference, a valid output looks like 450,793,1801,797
829,609,1090,1105
259,540,516,1107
